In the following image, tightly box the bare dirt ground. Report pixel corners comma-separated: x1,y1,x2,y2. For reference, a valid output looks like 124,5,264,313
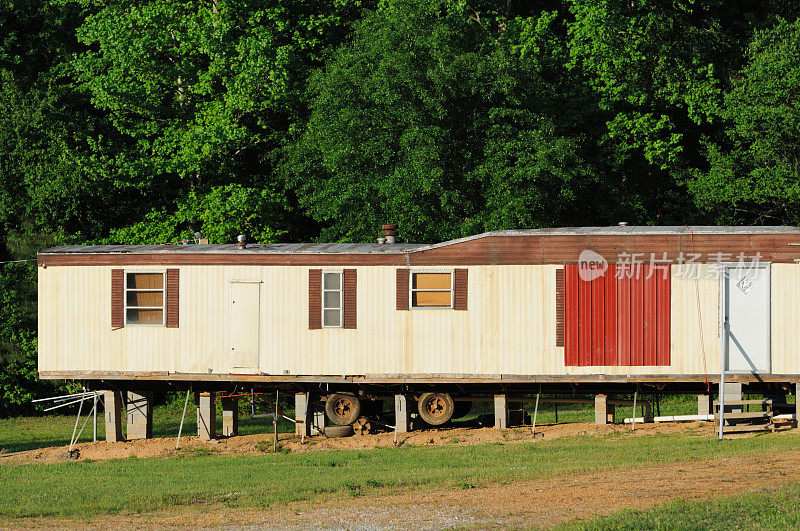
0,419,714,465
3,421,799,529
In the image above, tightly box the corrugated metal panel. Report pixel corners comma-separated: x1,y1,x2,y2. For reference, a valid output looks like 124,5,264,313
656,270,671,366
565,266,579,366
564,264,671,367
643,271,657,366
604,266,617,365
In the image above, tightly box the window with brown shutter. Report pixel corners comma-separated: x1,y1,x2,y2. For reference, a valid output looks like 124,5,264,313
321,271,342,327
125,272,165,325
396,269,410,310
111,269,124,329
411,272,452,307
555,268,564,346
453,268,468,310
309,269,322,329
343,269,357,329
166,269,179,328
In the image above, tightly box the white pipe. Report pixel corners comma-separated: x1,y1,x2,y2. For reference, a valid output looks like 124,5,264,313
68,397,85,452
45,394,95,412
93,395,97,442
176,389,191,450
32,391,96,403
719,273,728,441
624,414,714,423
70,397,96,451
625,412,796,424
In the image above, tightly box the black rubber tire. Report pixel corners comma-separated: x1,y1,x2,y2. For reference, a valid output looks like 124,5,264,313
322,424,354,438
417,392,455,425
325,393,361,426
453,401,472,419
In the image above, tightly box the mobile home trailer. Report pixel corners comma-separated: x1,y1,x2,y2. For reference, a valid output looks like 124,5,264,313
37,226,800,438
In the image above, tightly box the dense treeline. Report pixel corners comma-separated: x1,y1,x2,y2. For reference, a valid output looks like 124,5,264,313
1,0,799,414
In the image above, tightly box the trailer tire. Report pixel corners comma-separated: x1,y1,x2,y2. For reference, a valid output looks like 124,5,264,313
417,392,455,425
325,393,361,426
322,425,354,438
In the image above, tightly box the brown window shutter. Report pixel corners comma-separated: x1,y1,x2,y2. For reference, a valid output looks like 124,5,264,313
309,269,322,329
396,269,409,310
166,269,179,328
343,269,357,329
555,268,564,346
453,269,468,310
111,269,124,329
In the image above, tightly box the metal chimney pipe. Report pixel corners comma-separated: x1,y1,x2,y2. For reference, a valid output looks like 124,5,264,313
382,224,398,244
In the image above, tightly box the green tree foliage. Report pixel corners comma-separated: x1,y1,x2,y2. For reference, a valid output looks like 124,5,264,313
689,19,800,223
1,0,800,411
286,1,610,242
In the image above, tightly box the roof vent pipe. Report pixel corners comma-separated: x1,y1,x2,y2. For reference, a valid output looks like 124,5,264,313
382,224,398,244
376,237,387,244
236,234,247,249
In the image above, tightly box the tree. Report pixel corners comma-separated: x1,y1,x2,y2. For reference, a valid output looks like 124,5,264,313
689,19,800,223
285,0,611,243
73,0,369,244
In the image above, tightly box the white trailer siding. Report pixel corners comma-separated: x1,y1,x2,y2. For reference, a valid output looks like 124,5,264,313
38,263,746,379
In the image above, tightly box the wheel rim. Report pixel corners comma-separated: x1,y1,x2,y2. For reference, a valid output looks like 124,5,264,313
332,397,354,420
424,396,447,419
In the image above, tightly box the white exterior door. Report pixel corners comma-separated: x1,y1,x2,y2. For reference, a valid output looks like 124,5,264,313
723,264,770,373
229,281,260,373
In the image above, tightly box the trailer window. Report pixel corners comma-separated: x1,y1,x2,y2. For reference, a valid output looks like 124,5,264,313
125,272,165,325
411,272,452,308
322,272,342,327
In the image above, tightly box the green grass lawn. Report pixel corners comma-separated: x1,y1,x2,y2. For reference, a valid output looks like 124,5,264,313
0,392,785,454
2,430,800,519
0,394,296,453
571,481,800,530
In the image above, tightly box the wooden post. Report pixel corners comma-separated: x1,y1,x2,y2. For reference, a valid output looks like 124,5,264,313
494,394,509,429
221,396,238,437
126,391,153,440
103,390,123,443
196,391,216,441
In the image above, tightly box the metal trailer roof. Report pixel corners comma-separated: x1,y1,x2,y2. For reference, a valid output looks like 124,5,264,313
38,226,800,255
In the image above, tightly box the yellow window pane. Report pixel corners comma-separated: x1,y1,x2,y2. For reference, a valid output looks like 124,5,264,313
412,291,451,307
127,273,163,289
126,291,163,307
126,309,163,324
412,273,451,290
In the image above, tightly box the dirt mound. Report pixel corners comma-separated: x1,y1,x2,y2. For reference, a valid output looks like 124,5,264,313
0,419,718,465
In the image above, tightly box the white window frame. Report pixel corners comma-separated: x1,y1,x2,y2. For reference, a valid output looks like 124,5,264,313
124,270,166,326
410,270,454,310
321,270,343,328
